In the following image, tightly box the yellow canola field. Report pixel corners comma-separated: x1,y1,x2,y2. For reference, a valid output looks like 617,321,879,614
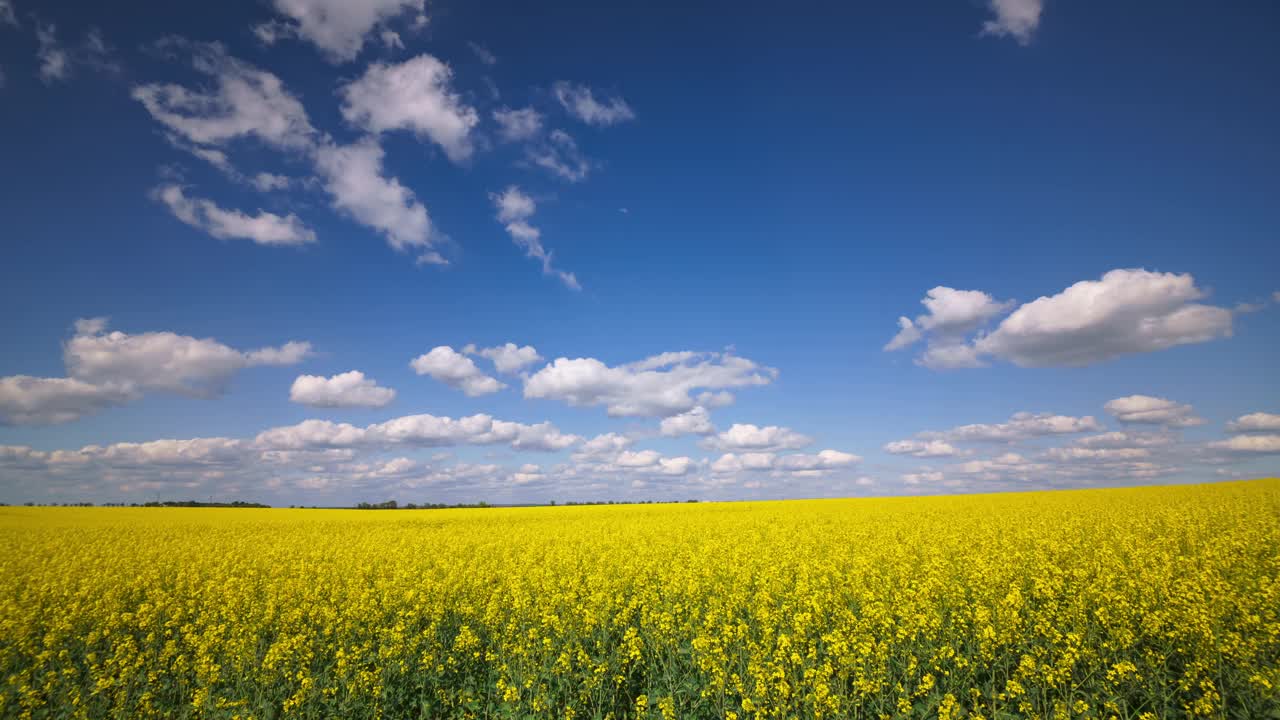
2,480,1279,720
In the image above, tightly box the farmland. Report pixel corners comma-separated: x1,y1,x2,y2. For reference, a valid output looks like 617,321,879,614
1,480,1278,719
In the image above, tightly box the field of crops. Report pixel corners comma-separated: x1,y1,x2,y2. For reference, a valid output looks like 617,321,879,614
2,480,1278,719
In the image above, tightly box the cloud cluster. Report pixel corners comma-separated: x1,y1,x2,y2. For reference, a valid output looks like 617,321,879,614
523,351,776,417
133,42,445,264
701,423,812,452
1,319,311,425
914,412,1103,444
886,270,1235,369
255,0,425,63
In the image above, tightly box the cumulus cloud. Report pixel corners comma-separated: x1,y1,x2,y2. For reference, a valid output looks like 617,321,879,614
702,423,812,452
523,351,776,418
0,376,135,425
0,319,311,425
1208,435,1280,454
572,432,634,460
710,449,858,476
410,346,506,396
891,270,1235,370
882,439,964,458
916,412,1103,443
660,406,715,437
553,82,635,126
490,186,580,289
1226,412,1280,433
313,139,435,256
255,412,579,452
884,286,1014,368
975,269,1234,367
902,471,944,485
470,343,542,374
338,55,478,163
65,318,312,396
526,130,592,182
256,0,425,62
154,184,316,246
980,0,1043,45
493,107,543,142
1104,395,1205,428
1072,431,1175,449
1044,447,1152,462
289,371,395,408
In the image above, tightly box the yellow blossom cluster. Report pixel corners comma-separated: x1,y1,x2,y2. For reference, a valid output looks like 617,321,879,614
1,479,1278,718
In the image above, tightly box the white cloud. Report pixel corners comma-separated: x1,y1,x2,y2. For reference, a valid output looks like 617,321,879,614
981,0,1043,45
884,286,1013,368
1226,412,1280,433
883,439,963,458
251,173,292,191
1044,447,1152,462
1072,431,1174,449
132,46,442,263
493,107,543,142
1208,434,1280,454
154,184,316,246
890,270,1235,370
523,351,776,417
473,343,542,374
0,376,135,425
553,82,635,126
289,371,395,408
380,30,402,49
660,406,715,437
526,129,592,182
410,346,505,396
258,0,425,62
975,269,1234,367
902,471,945,485
338,55,478,163
0,0,16,26
490,186,580,289
702,423,812,452
917,412,1103,443
1,319,310,425
65,318,312,397
710,449,858,476
1104,395,1205,428
313,139,435,256
254,412,580,453
573,432,634,460
132,42,316,150
35,20,70,83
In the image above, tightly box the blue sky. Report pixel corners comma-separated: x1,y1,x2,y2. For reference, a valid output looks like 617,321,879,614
1,0,1277,505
